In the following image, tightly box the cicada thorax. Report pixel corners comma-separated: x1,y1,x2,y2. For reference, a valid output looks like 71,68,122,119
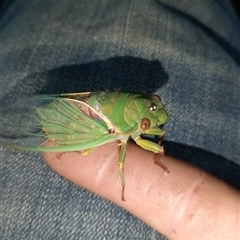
124,96,150,131
86,92,149,134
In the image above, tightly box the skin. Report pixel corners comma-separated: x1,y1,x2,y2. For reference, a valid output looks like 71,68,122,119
43,142,240,240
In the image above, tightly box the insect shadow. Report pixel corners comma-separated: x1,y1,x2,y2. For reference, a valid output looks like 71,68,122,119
1,56,169,106
164,141,240,190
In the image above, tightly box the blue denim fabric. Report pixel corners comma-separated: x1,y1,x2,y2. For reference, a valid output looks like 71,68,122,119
1,0,239,239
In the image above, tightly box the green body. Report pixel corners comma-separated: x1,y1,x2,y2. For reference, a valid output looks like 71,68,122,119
0,91,169,200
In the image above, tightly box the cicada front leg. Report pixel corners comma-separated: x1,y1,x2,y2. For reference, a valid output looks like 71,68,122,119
153,155,169,175
157,132,166,149
134,136,169,175
153,133,169,174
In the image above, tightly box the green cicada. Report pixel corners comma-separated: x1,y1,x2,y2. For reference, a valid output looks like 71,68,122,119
0,92,169,200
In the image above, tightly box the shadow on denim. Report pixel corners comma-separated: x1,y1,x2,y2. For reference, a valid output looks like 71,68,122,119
164,141,240,190
2,56,168,106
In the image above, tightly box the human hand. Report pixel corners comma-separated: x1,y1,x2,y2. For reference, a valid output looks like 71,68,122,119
42,142,239,240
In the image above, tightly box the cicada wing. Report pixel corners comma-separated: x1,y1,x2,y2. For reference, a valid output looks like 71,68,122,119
0,96,114,151
0,96,54,147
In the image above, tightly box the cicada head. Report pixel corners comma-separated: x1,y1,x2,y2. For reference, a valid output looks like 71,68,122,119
139,94,168,134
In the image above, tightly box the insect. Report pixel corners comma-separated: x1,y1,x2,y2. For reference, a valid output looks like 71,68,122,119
0,92,169,200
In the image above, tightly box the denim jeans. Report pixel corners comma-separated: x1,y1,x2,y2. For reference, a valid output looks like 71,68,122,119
1,0,240,239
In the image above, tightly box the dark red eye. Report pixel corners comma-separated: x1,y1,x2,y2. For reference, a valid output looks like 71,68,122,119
152,95,161,101
140,118,151,131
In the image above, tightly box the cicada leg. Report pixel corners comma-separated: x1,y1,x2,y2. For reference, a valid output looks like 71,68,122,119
135,136,169,175
157,132,166,147
79,147,96,156
57,152,66,159
153,133,169,175
118,140,127,201
56,147,96,160
154,154,169,175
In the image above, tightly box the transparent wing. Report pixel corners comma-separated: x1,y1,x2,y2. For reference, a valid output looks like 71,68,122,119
0,96,53,140
0,95,114,151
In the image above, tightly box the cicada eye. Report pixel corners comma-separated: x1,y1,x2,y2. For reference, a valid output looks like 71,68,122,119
152,95,161,101
149,102,157,111
140,118,151,131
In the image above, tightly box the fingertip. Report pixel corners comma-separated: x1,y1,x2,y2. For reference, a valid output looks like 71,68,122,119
42,142,240,240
